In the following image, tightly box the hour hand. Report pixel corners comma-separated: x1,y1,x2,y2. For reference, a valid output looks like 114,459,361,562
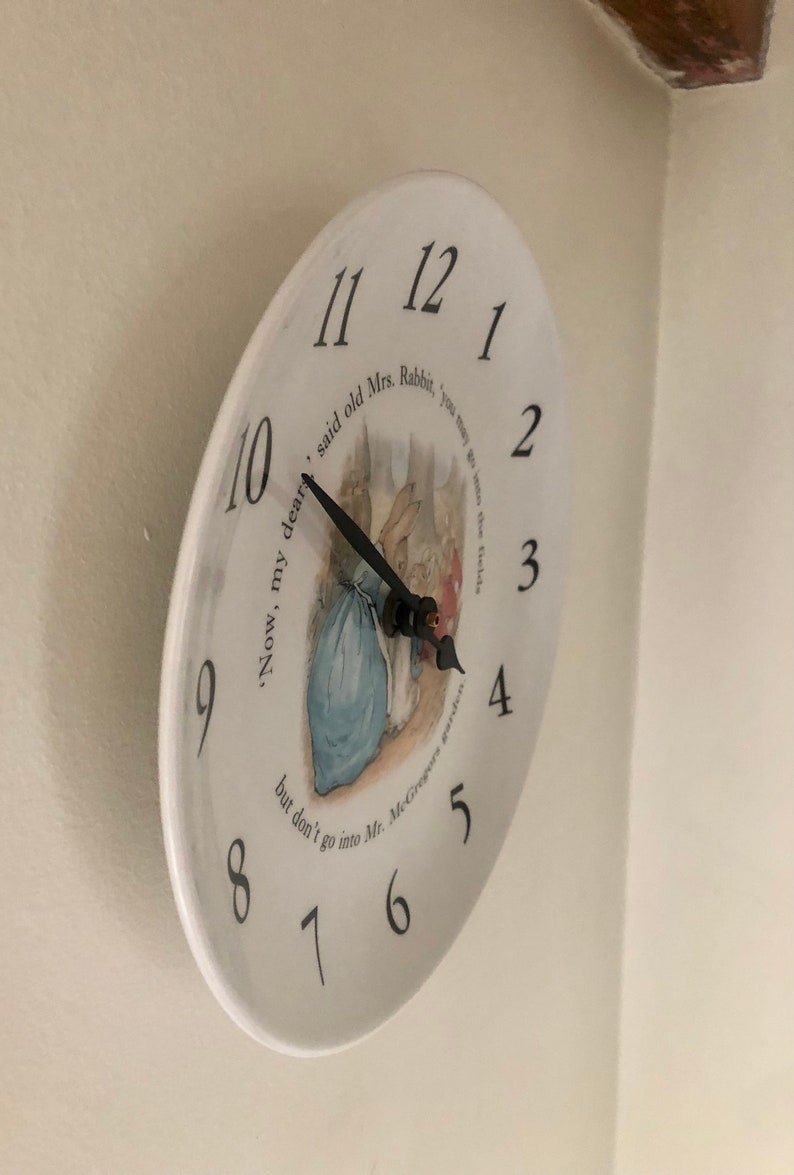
425,632,464,674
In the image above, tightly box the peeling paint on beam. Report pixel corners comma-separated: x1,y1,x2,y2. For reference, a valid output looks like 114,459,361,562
591,0,774,87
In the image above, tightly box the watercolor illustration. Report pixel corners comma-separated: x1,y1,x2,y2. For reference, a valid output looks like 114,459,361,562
305,425,465,797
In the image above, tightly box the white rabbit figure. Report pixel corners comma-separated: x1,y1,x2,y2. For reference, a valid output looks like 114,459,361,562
379,486,422,737
386,549,438,736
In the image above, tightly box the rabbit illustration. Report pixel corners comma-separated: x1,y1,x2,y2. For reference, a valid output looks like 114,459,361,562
387,550,437,737
377,486,423,736
378,482,419,579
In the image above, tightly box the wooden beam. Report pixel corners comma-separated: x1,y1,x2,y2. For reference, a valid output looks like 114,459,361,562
593,0,773,87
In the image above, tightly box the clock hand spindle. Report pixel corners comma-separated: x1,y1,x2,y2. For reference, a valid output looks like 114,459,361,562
301,473,464,674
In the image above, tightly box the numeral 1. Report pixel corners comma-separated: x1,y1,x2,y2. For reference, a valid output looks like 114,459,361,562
314,266,363,347
403,242,458,313
301,905,325,986
478,302,506,360
488,665,513,716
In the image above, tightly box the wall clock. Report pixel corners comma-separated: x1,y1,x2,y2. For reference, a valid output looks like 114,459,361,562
159,171,568,1055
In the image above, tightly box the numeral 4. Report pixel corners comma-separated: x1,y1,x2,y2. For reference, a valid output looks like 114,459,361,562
489,665,513,716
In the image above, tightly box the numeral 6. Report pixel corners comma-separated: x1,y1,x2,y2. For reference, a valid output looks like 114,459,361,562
386,869,410,935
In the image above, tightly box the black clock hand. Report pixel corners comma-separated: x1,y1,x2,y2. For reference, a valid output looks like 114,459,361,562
302,473,420,611
416,622,465,674
302,473,464,674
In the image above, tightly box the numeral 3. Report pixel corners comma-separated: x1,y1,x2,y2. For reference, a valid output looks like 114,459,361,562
518,540,539,591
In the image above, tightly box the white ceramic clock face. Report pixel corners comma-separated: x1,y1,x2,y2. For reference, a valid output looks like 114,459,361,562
159,171,568,1055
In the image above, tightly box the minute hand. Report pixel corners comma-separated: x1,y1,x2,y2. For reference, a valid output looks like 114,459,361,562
301,473,464,674
301,474,421,610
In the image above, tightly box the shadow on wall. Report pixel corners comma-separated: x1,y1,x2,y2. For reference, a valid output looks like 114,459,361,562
42,190,335,959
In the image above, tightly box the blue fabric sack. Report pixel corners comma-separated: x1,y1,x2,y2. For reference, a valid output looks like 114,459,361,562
307,582,388,795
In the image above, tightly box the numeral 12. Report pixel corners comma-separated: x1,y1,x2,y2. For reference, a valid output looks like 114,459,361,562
404,242,458,313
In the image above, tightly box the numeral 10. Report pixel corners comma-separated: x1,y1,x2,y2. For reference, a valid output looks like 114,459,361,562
226,415,272,512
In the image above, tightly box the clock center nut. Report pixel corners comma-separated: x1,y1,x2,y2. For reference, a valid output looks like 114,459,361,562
382,591,439,639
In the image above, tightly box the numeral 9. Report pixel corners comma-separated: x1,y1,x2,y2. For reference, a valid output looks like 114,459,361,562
196,658,215,756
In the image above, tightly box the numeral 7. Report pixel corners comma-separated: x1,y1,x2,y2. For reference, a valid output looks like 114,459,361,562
301,905,325,986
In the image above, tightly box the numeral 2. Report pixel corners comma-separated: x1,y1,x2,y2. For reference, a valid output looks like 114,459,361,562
196,658,216,756
511,404,542,457
226,416,272,512
314,266,363,347
301,905,325,986
404,242,458,313
227,838,250,924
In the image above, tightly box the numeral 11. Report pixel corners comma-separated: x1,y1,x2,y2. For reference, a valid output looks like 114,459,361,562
314,267,363,347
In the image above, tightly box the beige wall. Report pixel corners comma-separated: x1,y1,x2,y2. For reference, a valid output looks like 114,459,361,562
0,3,667,1172
616,2,794,1172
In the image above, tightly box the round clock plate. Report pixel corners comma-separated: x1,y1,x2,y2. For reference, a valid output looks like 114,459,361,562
159,171,568,1055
